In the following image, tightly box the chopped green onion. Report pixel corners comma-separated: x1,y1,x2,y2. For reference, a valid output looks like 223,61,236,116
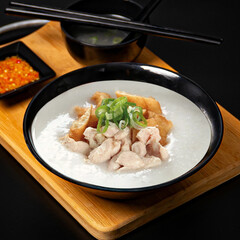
126,102,136,107
113,37,123,44
101,119,109,133
134,106,143,114
95,96,147,133
89,36,98,45
112,105,123,121
95,105,109,118
97,114,109,133
132,111,147,127
101,98,115,106
110,96,128,108
105,112,113,120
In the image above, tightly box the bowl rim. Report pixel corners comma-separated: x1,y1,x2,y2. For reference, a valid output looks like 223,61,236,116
60,0,146,49
23,62,224,193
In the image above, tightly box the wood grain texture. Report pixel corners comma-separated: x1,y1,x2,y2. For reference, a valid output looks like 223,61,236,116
0,22,239,240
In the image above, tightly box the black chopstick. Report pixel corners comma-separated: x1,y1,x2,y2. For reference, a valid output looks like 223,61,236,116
6,2,223,45
9,1,133,25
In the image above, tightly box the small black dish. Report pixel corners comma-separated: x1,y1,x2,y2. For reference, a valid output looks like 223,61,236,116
61,0,148,65
0,41,55,98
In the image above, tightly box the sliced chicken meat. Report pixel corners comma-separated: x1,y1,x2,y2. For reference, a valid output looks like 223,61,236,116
109,150,162,172
83,127,105,148
146,141,169,161
108,154,121,171
62,121,169,172
159,144,169,161
146,141,160,157
131,141,147,157
61,135,91,155
120,137,132,151
87,138,121,164
136,127,161,145
115,151,145,171
143,156,162,168
103,122,119,138
114,126,130,140
116,127,132,151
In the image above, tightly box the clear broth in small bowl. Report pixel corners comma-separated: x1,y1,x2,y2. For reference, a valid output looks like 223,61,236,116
68,14,131,46
70,25,129,46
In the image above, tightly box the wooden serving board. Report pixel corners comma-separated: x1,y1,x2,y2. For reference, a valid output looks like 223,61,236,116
0,22,240,240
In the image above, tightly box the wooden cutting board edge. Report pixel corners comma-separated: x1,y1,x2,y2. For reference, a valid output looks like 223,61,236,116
1,21,240,240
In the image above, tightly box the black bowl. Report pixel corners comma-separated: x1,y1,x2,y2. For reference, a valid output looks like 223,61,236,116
23,63,223,199
60,0,148,65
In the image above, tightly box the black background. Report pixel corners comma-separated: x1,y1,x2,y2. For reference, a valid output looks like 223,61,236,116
0,0,240,239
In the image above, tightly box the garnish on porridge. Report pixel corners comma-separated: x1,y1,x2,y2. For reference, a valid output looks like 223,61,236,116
61,91,173,172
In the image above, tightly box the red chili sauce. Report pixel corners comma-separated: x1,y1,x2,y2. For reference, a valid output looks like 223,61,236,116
0,56,39,94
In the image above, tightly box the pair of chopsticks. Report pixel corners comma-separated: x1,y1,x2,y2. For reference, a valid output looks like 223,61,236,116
5,1,223,45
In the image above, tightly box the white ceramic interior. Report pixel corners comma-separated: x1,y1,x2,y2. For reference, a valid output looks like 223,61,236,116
31,80,211,189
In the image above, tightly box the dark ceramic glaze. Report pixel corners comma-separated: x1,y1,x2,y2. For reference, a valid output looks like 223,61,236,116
23,63,223,199
60,0,148,65
0,41,55,98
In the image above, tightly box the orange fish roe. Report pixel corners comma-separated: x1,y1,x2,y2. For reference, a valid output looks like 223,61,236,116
0,56,39,94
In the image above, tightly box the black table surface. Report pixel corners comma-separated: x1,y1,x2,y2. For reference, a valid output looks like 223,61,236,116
0,1,240,239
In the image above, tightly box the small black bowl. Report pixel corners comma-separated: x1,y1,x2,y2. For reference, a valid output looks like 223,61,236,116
60,0,148,65
0,41,55,98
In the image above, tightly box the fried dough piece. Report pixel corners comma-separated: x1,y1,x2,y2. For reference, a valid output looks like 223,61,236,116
144,97,162,114
69,106,92,141
74,106,98,128
142,108,148,117
131,128,139,143
91,91,111,107
115,90,162,114
146,114,173,146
